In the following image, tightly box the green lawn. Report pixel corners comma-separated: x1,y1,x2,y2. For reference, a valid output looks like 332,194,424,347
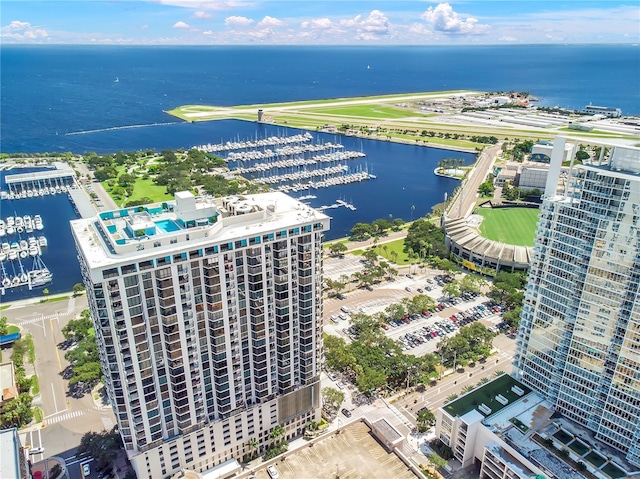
124,177,173,204
477,207,540,246
373,238,412,265
306,104,434,119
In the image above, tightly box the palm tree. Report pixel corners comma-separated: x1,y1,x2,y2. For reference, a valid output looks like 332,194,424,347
270,425,285,441
248,438,259,459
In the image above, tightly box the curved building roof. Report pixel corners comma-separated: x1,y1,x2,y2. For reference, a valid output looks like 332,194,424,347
444,217,534,271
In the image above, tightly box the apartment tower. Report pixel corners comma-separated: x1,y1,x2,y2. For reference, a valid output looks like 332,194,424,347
514,138,640,467
71,191,329,478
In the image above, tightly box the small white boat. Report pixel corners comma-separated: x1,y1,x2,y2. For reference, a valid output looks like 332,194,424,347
29,245,39,256
38,236,47,247
19,251,28,259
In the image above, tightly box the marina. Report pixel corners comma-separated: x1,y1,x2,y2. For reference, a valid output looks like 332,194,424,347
194,132,315,153
196,132,376,194
0,212,51,293
0,163,76,200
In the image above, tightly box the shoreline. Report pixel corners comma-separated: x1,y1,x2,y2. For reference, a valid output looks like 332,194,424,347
167,89,640,152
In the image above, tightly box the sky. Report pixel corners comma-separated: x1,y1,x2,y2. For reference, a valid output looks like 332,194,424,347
1,1,639,45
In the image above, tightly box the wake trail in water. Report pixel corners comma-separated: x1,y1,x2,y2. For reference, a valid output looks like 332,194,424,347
65,121,183,136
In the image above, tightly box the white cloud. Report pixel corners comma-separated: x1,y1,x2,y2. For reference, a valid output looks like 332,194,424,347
421,3,489,34
339,15,361,28
203,30,213,35
1,20,48,41
359,10,389,34
301,18,335,31
498,35,517,42
193,11,212,19
5,20,31,31
224,16,254,27
408,23,433,36
257,16,284,29
355,32,379,41
172,21,190,29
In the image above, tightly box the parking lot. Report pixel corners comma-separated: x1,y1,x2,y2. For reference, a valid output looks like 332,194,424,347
323,262,507,357
249,421,417,479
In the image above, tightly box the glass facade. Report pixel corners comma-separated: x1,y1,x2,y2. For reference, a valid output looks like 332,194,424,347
515,141,640,467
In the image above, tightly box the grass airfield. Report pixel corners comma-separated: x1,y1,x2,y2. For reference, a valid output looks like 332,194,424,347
167,90,639,151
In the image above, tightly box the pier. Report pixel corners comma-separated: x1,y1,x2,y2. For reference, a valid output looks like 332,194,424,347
68,187,100,218
195,132,375,194
2,163,76,200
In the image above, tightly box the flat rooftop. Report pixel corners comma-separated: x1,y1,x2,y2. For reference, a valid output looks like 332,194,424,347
71,191,329,277
443,374,532,419
247,421,418,479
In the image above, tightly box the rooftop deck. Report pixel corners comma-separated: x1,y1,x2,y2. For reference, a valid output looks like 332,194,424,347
443,373,532,419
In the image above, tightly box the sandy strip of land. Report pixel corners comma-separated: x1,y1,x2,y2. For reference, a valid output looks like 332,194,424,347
178,91,483,119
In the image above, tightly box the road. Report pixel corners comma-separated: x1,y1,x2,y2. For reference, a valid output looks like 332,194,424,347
448,143,501,219
393,333,516,425
4,295,116,470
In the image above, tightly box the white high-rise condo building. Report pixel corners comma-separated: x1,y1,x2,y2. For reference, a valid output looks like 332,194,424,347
514,137,640,468
71,192,329,478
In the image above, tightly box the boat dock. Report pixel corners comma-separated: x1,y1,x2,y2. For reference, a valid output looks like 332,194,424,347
317,199,357,212
197,133,375,194
68,187,99,218
2,162,76,200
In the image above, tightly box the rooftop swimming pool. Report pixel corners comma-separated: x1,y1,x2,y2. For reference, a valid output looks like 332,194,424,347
155,219,181,233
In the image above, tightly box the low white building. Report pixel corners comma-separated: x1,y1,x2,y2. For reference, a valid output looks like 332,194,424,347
435,374,638,479
530,141,574,163
517,167,548,190
582,105,622,118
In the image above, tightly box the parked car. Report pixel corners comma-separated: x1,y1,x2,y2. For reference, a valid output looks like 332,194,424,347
29,447,44,455
341,408,352,418
267,466,280,479
83,464,91,476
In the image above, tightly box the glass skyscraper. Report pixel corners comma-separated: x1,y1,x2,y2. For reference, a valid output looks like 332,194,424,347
515,138,640,467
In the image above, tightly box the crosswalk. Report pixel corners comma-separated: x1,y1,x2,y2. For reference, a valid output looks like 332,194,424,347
17,310,73,326
46,410,86,424
45,406,103,425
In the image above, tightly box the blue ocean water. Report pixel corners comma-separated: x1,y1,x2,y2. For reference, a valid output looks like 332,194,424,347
1,44,638,300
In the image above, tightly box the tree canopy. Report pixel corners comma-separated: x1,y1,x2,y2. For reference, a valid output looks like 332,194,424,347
62,309,102,387
404,219,448,260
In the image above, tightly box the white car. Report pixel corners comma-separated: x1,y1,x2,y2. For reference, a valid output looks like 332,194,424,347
83,463,91,476
29,446,44,455
267,465,280,479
